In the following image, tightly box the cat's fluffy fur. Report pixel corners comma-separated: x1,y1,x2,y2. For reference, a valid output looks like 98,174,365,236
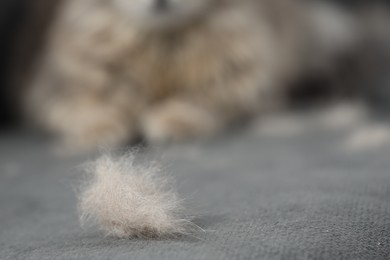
26,0,379,150
79,153,191,238
26,0,306,150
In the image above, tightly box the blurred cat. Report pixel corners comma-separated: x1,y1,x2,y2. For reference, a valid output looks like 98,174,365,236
25,0,389,151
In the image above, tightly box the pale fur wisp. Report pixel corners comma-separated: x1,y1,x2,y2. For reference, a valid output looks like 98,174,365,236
79,153,191,238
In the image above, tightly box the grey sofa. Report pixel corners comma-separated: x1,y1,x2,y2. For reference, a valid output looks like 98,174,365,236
1,124,389,260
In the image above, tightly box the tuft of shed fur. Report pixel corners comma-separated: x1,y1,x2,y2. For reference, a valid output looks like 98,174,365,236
79,153,191,238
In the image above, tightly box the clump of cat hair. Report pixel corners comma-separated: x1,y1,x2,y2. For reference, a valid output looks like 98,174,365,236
79,153,192,238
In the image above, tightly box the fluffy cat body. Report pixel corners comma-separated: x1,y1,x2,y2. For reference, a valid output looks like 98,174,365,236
27,0,364,150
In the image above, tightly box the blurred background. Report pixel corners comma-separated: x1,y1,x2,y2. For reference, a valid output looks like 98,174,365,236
0,0,60,129
0,0,389,131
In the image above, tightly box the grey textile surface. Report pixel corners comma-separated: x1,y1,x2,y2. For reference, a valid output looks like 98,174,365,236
0,125,389,260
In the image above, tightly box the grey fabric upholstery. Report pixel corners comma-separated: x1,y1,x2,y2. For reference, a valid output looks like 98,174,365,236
1,126,389,260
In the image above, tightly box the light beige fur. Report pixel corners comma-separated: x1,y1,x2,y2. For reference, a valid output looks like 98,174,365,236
27,0,380,151
26,0,305,150
79,153,191,238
